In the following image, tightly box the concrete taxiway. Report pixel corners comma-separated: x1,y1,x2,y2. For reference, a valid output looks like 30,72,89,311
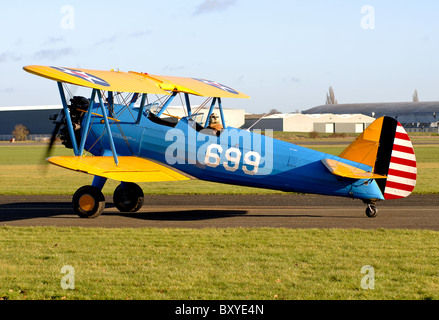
0,194,438,230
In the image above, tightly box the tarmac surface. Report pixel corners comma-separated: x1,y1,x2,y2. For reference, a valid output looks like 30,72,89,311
0,194,438,230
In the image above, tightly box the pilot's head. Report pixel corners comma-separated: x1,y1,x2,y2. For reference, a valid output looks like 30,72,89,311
209,113,220,124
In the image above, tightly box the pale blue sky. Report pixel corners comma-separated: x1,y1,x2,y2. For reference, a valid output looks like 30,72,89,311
1,0,439,113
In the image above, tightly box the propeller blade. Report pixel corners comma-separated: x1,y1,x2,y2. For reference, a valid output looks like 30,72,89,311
45,110,65,160
46,122,61,158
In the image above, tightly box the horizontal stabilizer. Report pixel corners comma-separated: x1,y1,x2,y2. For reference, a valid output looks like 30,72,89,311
47,156,191,182
321,158,387,180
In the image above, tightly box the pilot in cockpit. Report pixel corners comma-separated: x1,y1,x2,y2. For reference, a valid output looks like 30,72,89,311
206,113,223,136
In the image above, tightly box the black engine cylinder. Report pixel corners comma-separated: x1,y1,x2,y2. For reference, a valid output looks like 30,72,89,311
58,96,88,149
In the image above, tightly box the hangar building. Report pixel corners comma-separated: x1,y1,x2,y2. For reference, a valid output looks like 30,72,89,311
244,113,375,133
0,105,62,141
304,102,439,132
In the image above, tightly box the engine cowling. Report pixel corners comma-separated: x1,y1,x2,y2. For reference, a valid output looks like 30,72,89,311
52,96,88,149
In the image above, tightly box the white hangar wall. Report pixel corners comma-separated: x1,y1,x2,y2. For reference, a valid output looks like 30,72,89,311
244,113,376,133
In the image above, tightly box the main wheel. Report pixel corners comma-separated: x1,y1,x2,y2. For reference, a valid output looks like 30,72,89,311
365,205,378,218
72,185,105,218
113,182,144,213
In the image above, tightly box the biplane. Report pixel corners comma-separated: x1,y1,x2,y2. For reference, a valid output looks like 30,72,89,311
23,65,417,218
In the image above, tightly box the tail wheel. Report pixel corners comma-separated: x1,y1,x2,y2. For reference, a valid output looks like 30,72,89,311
73,185,105,218
365,205,378,218
113,182,144,213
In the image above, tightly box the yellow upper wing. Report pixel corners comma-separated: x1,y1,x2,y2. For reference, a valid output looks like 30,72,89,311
137,73,250,98
23,65,249,98
23,65,170,94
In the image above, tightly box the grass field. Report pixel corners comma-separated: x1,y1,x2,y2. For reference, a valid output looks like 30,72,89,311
1,227,438,300
0,137,438,300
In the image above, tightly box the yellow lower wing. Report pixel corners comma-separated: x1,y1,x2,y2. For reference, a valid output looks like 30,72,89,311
47,156,191,182
321,158,387,180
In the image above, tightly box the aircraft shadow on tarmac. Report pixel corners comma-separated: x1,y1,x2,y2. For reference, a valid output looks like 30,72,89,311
0,201,367,223
121,209,249,221
110,209,364,221
0,201,249,222
0,202,73,222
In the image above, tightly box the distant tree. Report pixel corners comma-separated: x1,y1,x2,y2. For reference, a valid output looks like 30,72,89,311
325,86,338,105
268,108,281,115
309,131,320,139
12,124,29,141
412,89,419,102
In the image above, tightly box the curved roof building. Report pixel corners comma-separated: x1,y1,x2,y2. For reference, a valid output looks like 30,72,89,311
304,102,439,126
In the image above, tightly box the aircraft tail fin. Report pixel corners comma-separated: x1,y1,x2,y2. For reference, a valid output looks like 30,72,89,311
339,116,417,199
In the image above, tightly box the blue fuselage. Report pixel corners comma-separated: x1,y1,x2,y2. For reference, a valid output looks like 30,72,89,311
83,104,384,201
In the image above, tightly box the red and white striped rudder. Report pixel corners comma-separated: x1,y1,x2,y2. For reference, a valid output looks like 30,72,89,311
383,122,417,199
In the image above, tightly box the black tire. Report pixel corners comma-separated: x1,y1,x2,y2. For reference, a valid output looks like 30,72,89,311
72,185,105,218
365,205,378,218
113,182,144,213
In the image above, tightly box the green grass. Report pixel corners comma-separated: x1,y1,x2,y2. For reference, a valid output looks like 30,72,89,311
1,141,438,194
0,227,437,300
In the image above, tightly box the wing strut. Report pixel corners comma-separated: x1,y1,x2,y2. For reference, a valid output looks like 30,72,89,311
218,97,226,128
57,81,79,155
205,97,217,128
184,93,192,116
57,83,119,165
97,90,119,166
78,88,97,155
136,93,147,124
157,91,177,117
204,97,226,128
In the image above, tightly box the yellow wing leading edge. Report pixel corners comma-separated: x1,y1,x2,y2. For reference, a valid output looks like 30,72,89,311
23,65,170,95
23,65,249,98
47,156,191,183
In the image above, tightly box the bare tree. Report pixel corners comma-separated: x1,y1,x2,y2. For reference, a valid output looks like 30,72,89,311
12,124,30,141
325,86,338,104
412,89,419,102
268,108,281,115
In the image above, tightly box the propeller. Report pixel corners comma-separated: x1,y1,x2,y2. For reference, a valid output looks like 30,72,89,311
43,79,80,167
45,110,66,160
